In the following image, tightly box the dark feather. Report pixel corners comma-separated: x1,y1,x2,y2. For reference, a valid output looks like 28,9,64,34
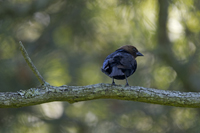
101,45,143,85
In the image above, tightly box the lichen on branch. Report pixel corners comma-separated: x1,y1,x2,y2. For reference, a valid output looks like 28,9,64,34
1,83,200,108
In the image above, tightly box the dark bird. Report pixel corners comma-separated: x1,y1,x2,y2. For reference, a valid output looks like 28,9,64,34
101,45,143,86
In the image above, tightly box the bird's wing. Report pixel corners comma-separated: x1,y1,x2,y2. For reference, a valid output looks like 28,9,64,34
112,52,136,69
102,59,109,70
102,52,117,70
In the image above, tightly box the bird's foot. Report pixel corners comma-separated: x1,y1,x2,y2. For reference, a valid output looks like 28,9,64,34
112,82,116,86
112,78,116,86
125,83,129,87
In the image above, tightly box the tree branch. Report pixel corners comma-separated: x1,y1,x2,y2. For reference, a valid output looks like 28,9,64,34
1,83,200,108
0,42,199,108
19,41,49,86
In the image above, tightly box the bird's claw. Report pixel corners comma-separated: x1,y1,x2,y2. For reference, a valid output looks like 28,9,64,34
125,83,129,87
112,82,116,86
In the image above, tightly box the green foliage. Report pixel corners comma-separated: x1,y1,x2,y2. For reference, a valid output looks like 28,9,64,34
1,0,200,132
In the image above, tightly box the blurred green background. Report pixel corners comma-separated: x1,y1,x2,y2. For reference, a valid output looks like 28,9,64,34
1,0,200,132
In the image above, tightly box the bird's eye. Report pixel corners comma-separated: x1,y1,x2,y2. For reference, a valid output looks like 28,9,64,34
133,48,137,52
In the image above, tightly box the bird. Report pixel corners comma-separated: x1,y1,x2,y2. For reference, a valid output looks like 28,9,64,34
101,45,143,86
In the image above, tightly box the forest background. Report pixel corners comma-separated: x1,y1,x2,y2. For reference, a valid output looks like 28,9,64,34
1,0,200,133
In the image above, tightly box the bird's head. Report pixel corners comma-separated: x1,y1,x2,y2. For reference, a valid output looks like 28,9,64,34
118,45,143,58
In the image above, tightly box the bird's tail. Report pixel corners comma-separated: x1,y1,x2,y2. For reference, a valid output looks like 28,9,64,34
109,66,124,77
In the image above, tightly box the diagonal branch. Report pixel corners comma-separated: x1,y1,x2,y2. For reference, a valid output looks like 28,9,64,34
19,41,49,86
0,83,200,108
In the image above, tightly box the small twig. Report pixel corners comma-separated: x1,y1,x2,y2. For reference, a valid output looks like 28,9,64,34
19,41,49,86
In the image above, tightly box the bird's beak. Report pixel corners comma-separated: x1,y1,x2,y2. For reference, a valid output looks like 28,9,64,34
136,51,143,56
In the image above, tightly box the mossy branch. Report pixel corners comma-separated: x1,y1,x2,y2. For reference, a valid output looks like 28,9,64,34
1,83,200,108
0,42,200,108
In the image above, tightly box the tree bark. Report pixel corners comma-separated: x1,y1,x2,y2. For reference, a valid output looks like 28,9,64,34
1,83,200,108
